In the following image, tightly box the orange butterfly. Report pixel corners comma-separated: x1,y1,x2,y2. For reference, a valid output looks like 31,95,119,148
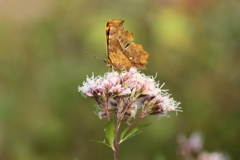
104,19,150,70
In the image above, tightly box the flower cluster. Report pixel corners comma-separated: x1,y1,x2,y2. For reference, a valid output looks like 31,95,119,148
177,132,230,160
78,68,180,121
177,132,204,157
197,152,230,160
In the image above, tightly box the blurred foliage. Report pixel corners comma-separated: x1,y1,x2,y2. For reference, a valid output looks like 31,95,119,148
0,0,239,159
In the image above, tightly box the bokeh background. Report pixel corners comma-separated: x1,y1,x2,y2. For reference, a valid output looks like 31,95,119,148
0,0,239,159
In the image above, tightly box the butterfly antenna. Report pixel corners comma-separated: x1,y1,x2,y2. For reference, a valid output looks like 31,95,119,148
85,52,104,60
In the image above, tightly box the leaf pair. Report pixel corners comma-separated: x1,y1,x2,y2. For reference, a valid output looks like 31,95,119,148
92,119,151,150
119,123,151,144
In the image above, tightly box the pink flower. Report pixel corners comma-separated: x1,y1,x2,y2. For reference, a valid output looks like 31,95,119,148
197,152,230,160
78,68,181,120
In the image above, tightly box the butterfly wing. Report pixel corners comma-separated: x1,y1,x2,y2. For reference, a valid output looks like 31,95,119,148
123,43,149,69
105,19,149,70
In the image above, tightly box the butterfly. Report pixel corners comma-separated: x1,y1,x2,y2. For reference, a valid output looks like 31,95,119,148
104,19,150,70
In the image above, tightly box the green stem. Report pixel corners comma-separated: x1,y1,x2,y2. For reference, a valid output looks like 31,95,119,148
113,120,120,160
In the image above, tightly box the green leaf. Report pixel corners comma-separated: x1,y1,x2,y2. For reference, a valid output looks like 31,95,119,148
120,129,142,143
105,119,115,149
90,140,111,148
120,127,128,141
120,123,151,143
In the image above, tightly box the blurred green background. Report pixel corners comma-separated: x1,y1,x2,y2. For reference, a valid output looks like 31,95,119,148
0,0,239,159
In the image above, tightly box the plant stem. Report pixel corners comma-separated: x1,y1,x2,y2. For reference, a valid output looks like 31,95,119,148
106,97,111,121
113,98,145,160
113,118,121,160
113,146,118,160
